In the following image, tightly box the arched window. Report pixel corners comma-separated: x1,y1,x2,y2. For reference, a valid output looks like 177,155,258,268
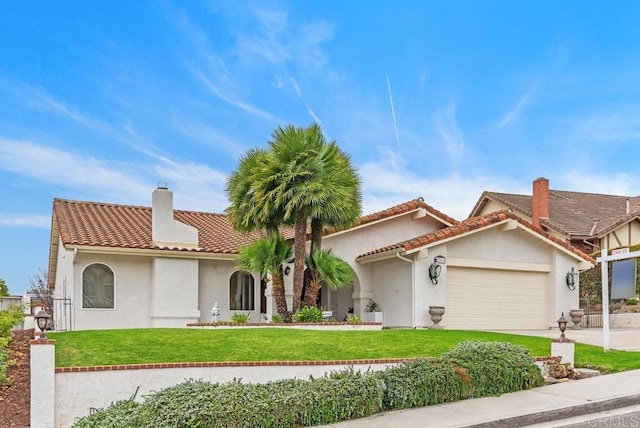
229,271,254,310
82,263,115,309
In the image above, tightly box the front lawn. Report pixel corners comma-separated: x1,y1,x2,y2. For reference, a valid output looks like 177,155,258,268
49,328,639,373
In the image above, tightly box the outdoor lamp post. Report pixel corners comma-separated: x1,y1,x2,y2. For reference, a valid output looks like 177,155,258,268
557,312,568,340
35,310,51,340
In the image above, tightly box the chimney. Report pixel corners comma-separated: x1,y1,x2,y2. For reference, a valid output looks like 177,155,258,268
626,198,630,214
532,177,549,228
152,184,198,247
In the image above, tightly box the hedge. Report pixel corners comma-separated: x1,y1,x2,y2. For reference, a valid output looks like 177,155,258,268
73,341,544,427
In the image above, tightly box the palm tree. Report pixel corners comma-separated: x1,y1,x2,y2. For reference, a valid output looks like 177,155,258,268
227,123,362,313
236,233,293,318
304,248,355,308
226,148,283,235
308,143,362,254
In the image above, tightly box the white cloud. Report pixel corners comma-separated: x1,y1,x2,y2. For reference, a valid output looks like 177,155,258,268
358,154,523,220
193,70,281,123
558,171,640,196
0,214,50,228
435,103,465,166
498,82,539,128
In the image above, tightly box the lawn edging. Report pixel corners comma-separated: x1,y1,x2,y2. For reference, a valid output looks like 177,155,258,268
186,321,383,330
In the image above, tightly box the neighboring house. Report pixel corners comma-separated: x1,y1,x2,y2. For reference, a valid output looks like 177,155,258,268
470,177,640,254
48,184,594,331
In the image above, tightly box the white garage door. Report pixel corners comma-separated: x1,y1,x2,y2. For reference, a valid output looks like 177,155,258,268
446,267,548,330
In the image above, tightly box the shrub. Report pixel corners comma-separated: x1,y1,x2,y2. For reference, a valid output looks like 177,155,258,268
293,306,324,323
376,358,469,410
439,341,544,397
0,305,24,337
0,305,24,384
271,314,284,323
231,312,251,323
626,298,638,306
346,315,361,324
71,341,544,427
365,299,381,312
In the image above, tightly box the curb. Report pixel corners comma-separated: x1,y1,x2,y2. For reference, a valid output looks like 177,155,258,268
467,393,640,427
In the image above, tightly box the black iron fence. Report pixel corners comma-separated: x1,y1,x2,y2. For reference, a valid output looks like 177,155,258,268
579,297,603,328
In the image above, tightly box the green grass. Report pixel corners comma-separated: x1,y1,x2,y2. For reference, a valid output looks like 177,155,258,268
49,328,640,373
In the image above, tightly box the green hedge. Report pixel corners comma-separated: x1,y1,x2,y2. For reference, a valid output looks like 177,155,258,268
0,305,24,384
73,341,544,428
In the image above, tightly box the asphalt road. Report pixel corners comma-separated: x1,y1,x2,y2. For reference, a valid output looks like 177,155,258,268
529,405,640,428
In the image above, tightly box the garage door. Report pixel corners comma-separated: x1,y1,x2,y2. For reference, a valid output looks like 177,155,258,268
446,267,548,330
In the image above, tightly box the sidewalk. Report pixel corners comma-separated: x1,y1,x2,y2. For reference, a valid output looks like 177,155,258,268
326,369,640,428
324,328,640,428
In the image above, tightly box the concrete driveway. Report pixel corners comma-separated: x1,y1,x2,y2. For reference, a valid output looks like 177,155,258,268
490,327,640,351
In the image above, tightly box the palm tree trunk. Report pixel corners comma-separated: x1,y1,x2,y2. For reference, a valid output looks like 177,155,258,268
303,280,322,308
292,211,307,312
310,217,323,254
271,282,289,318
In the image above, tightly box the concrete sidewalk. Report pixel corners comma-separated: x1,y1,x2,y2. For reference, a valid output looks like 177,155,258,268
325,369,640,428
324,328,640,428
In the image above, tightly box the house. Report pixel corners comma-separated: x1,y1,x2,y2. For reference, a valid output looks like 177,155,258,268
48,184,594,331
470,177,640,254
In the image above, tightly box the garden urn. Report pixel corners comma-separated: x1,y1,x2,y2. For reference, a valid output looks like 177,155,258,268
428,306,445,329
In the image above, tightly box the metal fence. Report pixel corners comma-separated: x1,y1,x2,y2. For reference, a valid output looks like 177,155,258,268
579,297,603,328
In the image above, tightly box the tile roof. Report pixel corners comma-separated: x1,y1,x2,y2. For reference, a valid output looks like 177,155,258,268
357,210,595,264
473,190,640,238
52,198,267,254
52,196,455,255
323,197,458,236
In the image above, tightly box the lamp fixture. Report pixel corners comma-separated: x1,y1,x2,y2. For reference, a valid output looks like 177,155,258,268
428,256,445,285
35,310,51,340
557,312,568,340
284,266,291,276
566,267,578,291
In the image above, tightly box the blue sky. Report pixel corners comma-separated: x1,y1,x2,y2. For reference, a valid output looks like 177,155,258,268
2,1,640,295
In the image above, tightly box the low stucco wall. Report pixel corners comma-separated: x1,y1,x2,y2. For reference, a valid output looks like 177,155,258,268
610,313,640,328
54,359,404,427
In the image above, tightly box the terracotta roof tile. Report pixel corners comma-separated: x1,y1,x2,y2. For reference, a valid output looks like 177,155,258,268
53,198,267,254
357,210,595,264
325,197,458,236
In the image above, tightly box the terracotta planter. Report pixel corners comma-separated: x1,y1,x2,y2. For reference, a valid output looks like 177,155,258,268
428,306,445,329
569,309,584,329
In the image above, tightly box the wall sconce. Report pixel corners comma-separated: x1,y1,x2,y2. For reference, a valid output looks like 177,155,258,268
557,312,568,340
565,267,578,291
284,266,291,276
428,255,445,285
35,310,51,340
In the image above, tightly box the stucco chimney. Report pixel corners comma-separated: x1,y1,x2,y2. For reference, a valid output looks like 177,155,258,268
152,184,198,248
532,177,549,229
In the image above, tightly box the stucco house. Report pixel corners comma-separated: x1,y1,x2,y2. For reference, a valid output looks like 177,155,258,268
470,177,640,254
48,184,594,331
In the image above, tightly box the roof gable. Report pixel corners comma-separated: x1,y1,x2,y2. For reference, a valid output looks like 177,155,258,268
357,210,595,265
471,189,640,238
323,197,458,237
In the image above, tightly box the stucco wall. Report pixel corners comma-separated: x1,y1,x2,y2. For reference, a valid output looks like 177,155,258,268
54,361,401,427
605,221,640,249
152,257,200,327
198,260,262,323
371,258,412,327
72,253,153,330
324,211,446,317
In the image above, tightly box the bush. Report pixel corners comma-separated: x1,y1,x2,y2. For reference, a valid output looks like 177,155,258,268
293,306,324,323
439,341,544,397
365,299,381,312
231,312,251,323
0,305,24,384
271,314,284,323
72,341,544,427
0,305,24,337
346,315,361,324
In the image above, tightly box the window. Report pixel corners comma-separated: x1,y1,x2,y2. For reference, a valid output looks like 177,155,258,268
229,271,254,310
82,263,115,309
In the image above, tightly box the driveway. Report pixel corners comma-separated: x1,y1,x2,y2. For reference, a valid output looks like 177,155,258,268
490,327,640,351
